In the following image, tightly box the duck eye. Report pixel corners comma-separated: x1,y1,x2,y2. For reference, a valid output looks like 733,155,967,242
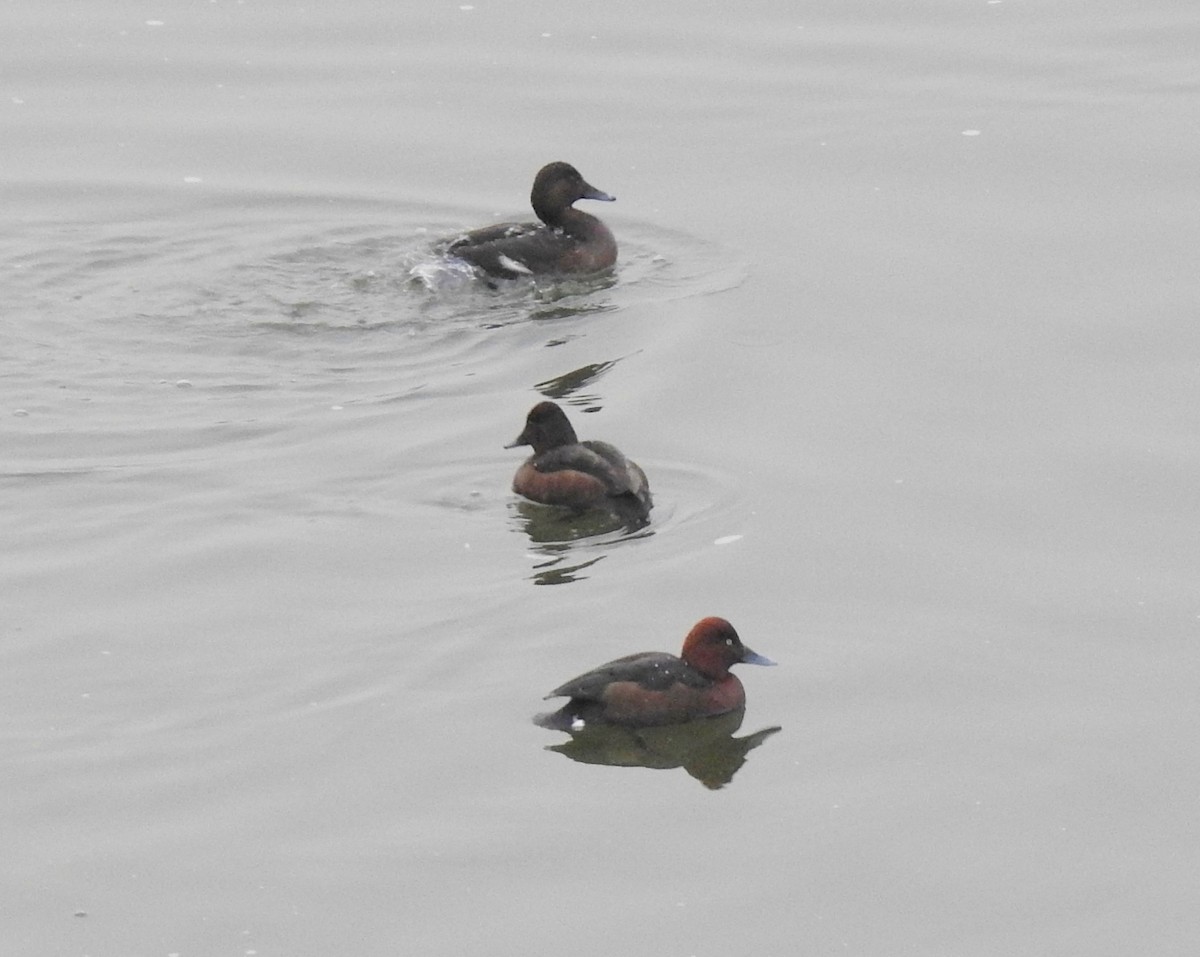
725,638,733,646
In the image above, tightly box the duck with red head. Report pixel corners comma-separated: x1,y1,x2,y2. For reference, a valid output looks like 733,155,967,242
535,617,775,729
442,161,617,280
506,400,652,527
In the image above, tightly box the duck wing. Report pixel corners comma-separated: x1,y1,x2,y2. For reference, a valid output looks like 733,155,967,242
534,442,636,497
582,441,652,507
444,222,571,279
547,652,706,701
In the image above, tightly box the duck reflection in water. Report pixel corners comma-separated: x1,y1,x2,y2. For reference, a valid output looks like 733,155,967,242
534,617,779,787
540,707,780,790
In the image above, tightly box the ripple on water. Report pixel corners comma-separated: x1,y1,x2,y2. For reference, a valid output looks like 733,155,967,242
6,185,744,404
489,457,744,585
6,185,748,593
394,441,743,588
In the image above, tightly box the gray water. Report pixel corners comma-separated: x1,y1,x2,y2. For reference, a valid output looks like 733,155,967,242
4,2,1199,955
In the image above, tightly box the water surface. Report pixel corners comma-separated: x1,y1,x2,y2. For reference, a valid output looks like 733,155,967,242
4,2,1199,955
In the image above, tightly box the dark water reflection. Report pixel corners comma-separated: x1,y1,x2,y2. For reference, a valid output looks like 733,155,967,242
533,359,622,406
512,504,652,540
509,501,654,584
538,708,781,790
527,552,606,586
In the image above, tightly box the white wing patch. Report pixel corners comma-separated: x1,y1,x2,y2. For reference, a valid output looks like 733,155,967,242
497,254,533,275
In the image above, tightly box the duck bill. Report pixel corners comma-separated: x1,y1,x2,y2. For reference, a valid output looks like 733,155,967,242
580,182,616,203
740,647,776,667
504,430,531,450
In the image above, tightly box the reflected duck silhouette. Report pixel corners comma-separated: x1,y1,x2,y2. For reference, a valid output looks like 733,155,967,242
543,708,781,789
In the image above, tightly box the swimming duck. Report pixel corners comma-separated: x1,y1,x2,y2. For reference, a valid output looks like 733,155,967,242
506,400,651,524
443,162,617,279
536,617,775,728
